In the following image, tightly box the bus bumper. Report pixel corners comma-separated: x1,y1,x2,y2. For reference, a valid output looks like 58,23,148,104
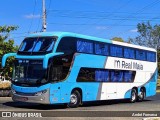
12,89,50,104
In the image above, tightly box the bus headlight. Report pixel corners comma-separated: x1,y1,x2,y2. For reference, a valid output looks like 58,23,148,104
35,89,47,96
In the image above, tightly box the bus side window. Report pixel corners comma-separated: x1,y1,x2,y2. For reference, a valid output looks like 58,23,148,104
77,40,93,54
56,37,76,54
110,45,123,57
95,43,109,56
124,71,132,82
77,68,95,82
124,48,135,59
136,50,146,60
111,70,123,82
95,70,109,82
49,64,62,82
147,52,156,62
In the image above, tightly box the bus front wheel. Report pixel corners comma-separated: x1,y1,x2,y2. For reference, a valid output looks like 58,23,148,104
67,90,81,108
130,89,137,103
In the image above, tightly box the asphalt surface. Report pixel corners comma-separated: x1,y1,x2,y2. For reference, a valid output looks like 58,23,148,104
0,93,160,120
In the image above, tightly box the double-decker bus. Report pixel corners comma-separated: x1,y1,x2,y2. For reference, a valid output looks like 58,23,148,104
2,32,157,108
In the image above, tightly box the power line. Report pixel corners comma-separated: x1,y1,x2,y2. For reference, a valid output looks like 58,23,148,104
28,0,37,33
47,0,52,16
36,5,42,32
95,0,160,38
8,36,27,40
48,9,160,15
115,13,160,39
9,32,28,35
48,22,136,26
48,15,160,21
112,0,160,38
106,0,160,30
78,0,133,33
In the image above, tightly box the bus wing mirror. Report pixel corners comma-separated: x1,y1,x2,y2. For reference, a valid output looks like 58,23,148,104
2,53,17,68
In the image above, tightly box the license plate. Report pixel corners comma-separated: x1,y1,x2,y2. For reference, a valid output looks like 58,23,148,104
17,97,28,101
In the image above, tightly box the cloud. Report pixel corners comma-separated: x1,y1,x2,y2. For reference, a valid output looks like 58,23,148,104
96,26,108,30
130,29,137,33
24,14,41,19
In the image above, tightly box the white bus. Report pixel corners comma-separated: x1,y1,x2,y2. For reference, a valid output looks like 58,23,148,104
2,32,158,108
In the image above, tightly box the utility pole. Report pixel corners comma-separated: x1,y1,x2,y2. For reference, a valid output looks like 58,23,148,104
42,0,47,32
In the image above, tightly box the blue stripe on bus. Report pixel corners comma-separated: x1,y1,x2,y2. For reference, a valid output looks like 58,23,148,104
124,68,158,98
144,69,158,97
57,82,100,103
12,83,51,93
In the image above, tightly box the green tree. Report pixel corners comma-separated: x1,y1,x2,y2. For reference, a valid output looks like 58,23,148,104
0,25,18,79
129,22,160,49
112,37,124,42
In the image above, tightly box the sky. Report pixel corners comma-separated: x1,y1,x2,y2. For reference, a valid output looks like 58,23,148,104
1,0,160,46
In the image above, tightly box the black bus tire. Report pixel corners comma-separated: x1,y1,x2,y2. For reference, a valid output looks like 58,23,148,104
138,88,145,102
67,90,81,108
130,89,137,103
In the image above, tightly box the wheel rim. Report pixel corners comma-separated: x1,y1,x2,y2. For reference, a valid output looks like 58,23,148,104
70,94,77,104
139,91,144,99
139,89,145,100
131,91,136,101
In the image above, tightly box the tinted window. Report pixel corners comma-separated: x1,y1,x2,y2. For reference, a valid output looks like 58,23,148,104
147,52,156,62
110,45,123,57
124,71,135,82
95,70,109,82
19,39,35,52
77,40,93,53
77,68,136,83
19,37,55,52
95,43,109,55
77,68,95,82
12,60,48,86
111,70,123,82
49,54,73,82
124,48,135,59
18,37,56,55
136,50,146,60
33,38,55,52
56,37,76,54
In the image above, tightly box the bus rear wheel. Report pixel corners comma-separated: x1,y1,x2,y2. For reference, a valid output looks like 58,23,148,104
138,88,145,102
130,89,137,103
67,90,81,108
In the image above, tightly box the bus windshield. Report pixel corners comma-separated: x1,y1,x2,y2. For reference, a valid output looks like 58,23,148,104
12,60,48,86
18,37,56,54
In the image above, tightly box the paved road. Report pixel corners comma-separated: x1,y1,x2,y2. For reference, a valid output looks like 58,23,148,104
0,93,160,111
0,93,160,120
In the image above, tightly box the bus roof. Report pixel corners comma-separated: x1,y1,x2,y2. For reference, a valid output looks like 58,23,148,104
28,32,156,52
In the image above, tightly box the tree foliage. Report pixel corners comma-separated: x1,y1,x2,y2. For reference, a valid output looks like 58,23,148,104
0,25,18,79
129,22,160,49
112,37,124,42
